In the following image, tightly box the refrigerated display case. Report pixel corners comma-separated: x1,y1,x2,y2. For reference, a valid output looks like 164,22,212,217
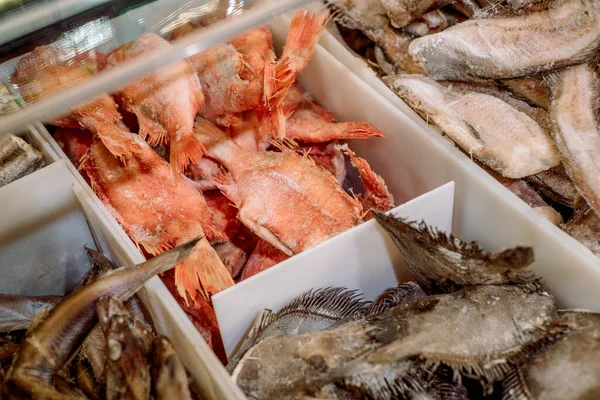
1,0,600,398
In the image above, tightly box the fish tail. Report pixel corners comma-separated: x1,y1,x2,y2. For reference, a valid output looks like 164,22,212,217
174,238,234,305
282,10,330,72
169,131,207,180
333,121,386,140
262,58,294,139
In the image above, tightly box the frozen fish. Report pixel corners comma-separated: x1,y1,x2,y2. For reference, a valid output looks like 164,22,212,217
548,64,600,216
378,0,453,28
500,76,550,110
562,206,600,258
385,74,559,179
409,0,600,81
0,134,42,188
524,166,584,209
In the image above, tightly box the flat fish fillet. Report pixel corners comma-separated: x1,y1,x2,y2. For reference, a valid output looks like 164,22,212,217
549,64,600,216
409,0,600,80
386,74,559,178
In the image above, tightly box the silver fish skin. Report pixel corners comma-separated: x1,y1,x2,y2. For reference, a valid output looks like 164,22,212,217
503,310,600,399
548,64,600,217
152,336,192,400
385,74,560,179
0,295,61,333
371,210,536,294
0,134,43,188
6,238,198,399
98,297,152,400
524,166,584,209
409,0,600,81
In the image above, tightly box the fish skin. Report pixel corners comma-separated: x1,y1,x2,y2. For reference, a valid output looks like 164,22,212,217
326,0,424,73
5,239,198,398
0,295,61,333
378,0,454,28
500,76,550,110
0,134,43,188
548,64,600,217
385,74,559,179
409,0,600,81
524,166,584,209
371,210,535,294
233,285,558,399
240,239,289,281
503,310,600,399
98,297,151,400
152,336,192,400
227,287,369,373
562,206,600,258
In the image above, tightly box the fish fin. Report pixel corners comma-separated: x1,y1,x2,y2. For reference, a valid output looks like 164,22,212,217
281,10,330,73
78,116,141,160
174,238,233,305
26,306,51,334
262,58,294,138
263,287,369,331
226,309,274,372
211,169,241,207
340,144,394,219
136,112,169,147
169,130,207,181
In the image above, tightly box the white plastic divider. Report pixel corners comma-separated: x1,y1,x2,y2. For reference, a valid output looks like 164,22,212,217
267,15,600,312
214,182,455,357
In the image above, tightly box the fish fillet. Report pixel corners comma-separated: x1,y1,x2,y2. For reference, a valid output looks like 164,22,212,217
548,64,600,216
385,74,559,178
409,0,600,80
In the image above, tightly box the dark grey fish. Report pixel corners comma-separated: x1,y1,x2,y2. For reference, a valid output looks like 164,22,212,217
233,284,559,399
0,295,61,333
502,310,600,399
152,336,192,400
409,0,600,81
371,210,536,294
5,238,198,399
98,297,151,400
227,287,369,372
524,166,585,209
562,206,600,258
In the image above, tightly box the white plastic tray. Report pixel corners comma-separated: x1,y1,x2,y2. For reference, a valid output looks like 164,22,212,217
294,14,600,312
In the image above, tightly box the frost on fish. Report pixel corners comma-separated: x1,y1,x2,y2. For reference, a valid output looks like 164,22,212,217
328,284,559,398
548,64,600,217
503,310,600,399
326,0,423,73
0,134,43,188
385,74,559,178
196,118,363,257
409,0,600,81
81,134,232,303
227,287,369,373
233,284,559,399
562,206,600,258
100,33,205,177
404,8,464,37
500,76,550,110
371,210,536,294
524,166,585,209
377,0,453,28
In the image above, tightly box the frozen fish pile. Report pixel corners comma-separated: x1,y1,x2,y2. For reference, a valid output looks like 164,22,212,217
329,0,600,256
10,7,395,358
230,210,600,399
0,241,201,399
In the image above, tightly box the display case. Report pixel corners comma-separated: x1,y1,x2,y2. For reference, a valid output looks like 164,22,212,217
1,0,599,398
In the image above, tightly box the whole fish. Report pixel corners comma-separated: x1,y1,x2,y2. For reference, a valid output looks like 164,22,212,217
0,295,61,333
152,336,192,400
385,74,560,179
548,64,600,217
5,239,198,399
98,297,152,400
371,210,535,294
409,0,600,81
0,134,43,188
